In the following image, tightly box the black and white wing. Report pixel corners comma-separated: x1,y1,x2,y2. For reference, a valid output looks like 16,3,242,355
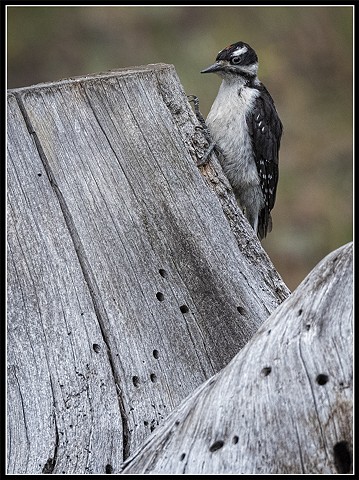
246,85,283,239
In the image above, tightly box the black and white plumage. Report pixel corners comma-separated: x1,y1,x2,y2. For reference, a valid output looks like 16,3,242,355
201,41,283,240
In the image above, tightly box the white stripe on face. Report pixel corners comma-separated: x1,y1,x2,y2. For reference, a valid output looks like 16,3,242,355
232,45,248,56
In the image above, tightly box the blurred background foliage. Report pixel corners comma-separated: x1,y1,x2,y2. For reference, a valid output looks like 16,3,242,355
7,6,353,291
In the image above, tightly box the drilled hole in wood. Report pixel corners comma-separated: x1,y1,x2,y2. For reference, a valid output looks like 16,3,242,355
209,440,224,452
144,420,148,426
298,308,303,316
132,376,140,387
156,292,164,301
37,173,42,177
333,441,351,474
305,324,311,331
237,306,246,315
180,453,186,461
92,344,101,353
150,373,157,383
159,269,168,278
232,435,239,444
180,304,189,313
153,349,159,359
316,374,329,385
105,464,113,474
261,367,272,377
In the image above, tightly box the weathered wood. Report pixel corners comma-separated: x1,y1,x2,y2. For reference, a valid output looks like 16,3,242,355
155,67,289,303
121,242,353,474
7,64,289,474
7,94,123,474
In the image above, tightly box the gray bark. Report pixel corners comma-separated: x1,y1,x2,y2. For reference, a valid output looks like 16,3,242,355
121,242,353,474
7,64,289,474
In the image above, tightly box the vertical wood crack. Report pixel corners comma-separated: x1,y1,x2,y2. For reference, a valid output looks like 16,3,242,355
14,93,131,461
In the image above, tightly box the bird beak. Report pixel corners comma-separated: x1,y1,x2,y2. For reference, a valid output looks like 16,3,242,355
201,61,223,74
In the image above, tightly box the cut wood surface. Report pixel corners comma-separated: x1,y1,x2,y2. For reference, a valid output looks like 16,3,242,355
7,64,290,474
121,242,353,474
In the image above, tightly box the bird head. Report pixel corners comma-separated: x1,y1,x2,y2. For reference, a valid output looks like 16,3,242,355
201,41,258,79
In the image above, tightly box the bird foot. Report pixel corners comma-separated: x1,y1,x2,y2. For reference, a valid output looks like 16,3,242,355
196,141,216,166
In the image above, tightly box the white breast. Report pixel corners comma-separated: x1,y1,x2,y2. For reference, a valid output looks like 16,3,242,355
206,81,260,191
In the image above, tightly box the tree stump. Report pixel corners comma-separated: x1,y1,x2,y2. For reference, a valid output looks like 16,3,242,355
7,64,290,474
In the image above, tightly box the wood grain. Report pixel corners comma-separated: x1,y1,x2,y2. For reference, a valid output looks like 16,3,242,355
8,64,290,473
7,94,123,474
121,242,353,474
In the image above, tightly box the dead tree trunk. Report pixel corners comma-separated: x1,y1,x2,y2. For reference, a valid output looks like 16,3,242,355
7,64,289,474
121,242,353,474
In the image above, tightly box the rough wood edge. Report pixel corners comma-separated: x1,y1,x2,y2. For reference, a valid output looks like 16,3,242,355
8,62,174,94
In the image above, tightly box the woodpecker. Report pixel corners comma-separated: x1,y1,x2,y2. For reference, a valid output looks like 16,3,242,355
201,41,283,240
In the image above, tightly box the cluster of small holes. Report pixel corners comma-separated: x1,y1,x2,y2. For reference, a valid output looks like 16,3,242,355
157,269,191,316
316,374,329,385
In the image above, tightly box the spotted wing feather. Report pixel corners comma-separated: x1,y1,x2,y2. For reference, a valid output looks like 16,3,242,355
246,85,282,239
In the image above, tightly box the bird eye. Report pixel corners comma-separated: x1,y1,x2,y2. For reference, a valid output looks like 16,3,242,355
231,56,241,65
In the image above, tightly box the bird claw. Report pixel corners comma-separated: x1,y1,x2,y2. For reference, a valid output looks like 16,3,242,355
196,142,216,166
